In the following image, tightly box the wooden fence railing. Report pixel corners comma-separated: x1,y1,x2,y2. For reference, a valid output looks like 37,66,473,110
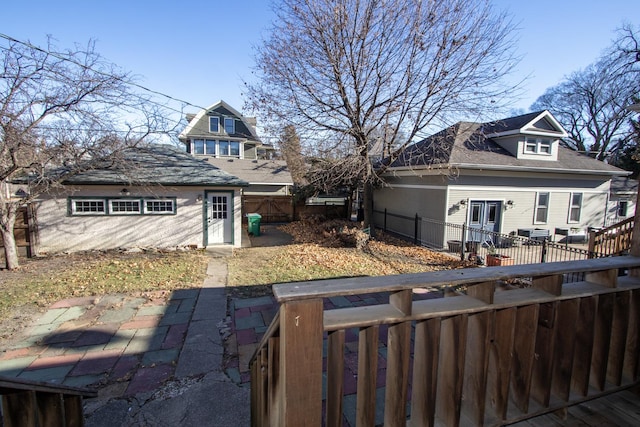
589,217,634,257
250,256,640,426
0,376,96,426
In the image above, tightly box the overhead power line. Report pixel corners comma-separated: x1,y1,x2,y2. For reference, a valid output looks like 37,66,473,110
0,32,207,116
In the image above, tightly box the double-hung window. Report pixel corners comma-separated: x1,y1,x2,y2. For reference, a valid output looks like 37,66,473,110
224,118,235,134
568,192,582,223
209,116,219,132
535,192,549,224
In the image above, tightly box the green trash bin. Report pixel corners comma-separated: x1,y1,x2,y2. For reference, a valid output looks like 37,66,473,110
247,213,262,236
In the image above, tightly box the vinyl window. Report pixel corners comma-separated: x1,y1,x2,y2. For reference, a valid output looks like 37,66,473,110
109,199,141,214
72,199,106,215
535,192,549,224
568,193,582,223
144,199,176,214
224,118,235,134
209,116,219,132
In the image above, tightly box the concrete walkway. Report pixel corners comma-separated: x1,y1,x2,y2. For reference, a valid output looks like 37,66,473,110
0,248,251,426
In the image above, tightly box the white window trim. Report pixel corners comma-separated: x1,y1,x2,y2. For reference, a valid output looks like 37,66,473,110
109,199,142,215
568,192,583,223
534,192,549,224
71,199,107,215
209,116,219,133
144,199,176,215
524,137,552,155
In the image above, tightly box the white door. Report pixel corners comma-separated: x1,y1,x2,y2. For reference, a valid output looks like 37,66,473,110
207,193,232,244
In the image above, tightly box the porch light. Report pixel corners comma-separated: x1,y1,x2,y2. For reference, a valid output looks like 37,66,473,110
120,188,130,196
459,199,467,206
196,194,203,202
506,200,515,209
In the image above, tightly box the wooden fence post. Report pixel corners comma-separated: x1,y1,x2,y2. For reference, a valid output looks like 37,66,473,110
414,214,419,245
279,299,324,426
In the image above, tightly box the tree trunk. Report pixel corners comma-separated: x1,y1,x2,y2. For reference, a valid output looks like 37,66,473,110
1,204,20,270
363,181,375,237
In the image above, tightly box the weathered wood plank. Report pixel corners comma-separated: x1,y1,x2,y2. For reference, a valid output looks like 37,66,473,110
607,291,630,386
571,297,596,397
384,291,412,427
486,308,516,422
466,281,495,304
551,299,580,401
624,289,640,381
586,269,618,288
62,395,83,427
461,311,492,425
409,318,441,427
279,299,323,426
273,257,640,302
532,274,563,296
511,304,539,413
436,314,468,427
326,330,345,427
592,294,614,391
356,325,379,427
36,392,64,427
531,302,557,406
2,391,36,427
268,338,280,427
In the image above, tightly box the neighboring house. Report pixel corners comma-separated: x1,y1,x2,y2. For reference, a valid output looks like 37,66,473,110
375,110,632,247
607,176,638,226
33,144,248,254
178,100,294,222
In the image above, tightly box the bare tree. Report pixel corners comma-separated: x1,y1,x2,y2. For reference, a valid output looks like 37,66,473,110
1,37,171,270
531,25,640,161
245,0,519,229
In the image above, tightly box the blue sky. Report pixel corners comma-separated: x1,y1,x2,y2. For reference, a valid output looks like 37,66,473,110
1,0,637,124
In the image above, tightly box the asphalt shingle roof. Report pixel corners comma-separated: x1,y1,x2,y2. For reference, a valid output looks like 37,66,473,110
388,119,627,175
205,158,293,185
63,144,248,187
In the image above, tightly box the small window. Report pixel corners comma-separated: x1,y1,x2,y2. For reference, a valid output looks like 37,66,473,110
224,118,235,134
72,199,106,215
569,192,582,223
524,138,552,155
535,192,549,223
618,200,629,217
110,199,141,214
193,139,205,155
145,199,176,214
209,116,219,133
211,196,228,219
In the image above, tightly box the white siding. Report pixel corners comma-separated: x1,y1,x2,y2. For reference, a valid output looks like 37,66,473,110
35,185,243,253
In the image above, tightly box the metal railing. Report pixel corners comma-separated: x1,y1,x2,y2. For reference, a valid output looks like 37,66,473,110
373,209,603,267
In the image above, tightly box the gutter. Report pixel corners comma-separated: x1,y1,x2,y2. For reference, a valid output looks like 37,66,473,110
386,163,629,177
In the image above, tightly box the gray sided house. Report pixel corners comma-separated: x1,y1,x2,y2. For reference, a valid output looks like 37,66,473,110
178,101,294,222
34,144,248,254
375,110,631,248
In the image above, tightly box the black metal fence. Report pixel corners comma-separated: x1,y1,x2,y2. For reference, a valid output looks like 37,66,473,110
373,208,602,267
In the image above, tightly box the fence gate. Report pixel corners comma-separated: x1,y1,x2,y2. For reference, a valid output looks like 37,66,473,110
243,195,294,223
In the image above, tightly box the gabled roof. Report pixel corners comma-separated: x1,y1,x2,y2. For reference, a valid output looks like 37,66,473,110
206,158,293,186
178,100,260,142
63,144,248,187
483,110,567,139
386,112,627,176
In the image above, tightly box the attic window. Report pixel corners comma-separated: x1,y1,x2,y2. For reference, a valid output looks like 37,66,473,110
224,118,235,134
524,138,551,154
209,116,219,133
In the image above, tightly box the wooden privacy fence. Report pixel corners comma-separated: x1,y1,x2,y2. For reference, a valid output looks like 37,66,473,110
250,256,640,426
0,376,96,426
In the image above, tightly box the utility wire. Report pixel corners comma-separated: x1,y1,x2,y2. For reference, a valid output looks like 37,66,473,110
0,32,207,115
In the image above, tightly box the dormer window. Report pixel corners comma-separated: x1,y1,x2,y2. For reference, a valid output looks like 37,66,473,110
524,137,551,155
224,118,235,134
209,116,219,133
